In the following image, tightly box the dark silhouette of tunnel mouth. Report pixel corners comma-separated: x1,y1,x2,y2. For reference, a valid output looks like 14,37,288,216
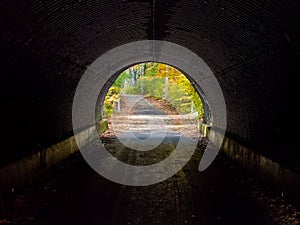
96,62,209,166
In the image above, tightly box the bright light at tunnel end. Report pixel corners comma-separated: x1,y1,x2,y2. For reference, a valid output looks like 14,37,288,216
72,40,227,186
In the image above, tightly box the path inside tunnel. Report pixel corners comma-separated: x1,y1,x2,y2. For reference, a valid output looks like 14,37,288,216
0,95,288,225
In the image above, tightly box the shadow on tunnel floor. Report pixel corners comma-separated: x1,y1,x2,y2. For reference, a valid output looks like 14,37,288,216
0,137,299,225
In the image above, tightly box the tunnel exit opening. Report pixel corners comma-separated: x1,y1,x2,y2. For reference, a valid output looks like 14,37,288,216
72,40,226,184
97,62,208,133
95,62,209,167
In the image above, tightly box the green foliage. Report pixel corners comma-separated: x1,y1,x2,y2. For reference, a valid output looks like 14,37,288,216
103,86,121,117
144,62,158,77
167,82,192,114
113,71,130,88
101,62,205,119
123,85,140,95
140,77,165,98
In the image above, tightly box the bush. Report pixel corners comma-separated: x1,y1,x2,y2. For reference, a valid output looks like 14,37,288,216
123,86,140,95
103,86,122,117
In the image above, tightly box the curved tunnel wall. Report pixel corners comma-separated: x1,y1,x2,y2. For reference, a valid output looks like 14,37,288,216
0,0,299,169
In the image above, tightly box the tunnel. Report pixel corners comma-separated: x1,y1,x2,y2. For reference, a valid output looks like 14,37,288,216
0,0,299,224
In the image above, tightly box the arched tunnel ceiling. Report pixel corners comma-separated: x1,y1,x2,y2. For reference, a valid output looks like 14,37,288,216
0,0,299,166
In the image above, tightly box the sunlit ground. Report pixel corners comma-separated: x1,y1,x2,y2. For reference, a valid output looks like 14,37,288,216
100,62,204,137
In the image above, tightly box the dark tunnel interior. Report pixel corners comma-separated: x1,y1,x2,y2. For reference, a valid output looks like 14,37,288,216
0,0,300,224
1,0,299,166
